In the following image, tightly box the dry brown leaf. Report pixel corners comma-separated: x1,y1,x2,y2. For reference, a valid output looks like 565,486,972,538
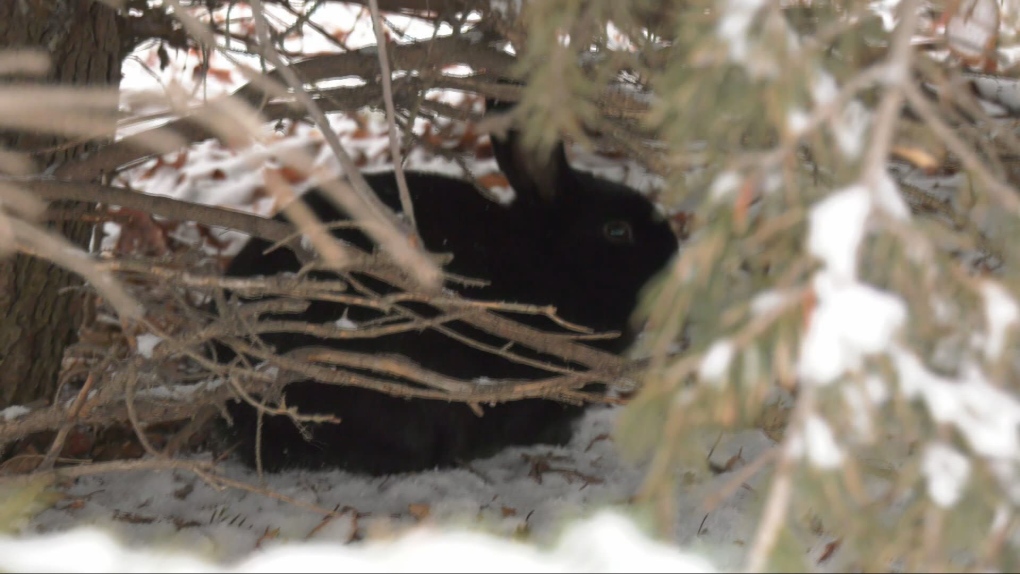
408,503,431,520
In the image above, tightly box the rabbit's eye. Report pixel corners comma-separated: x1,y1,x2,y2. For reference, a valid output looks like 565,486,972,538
603,221,634,244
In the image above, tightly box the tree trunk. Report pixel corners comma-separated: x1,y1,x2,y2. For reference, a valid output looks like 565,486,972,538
0,0,122,408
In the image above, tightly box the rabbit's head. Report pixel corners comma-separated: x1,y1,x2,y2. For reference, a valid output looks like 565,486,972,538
484,110,678,351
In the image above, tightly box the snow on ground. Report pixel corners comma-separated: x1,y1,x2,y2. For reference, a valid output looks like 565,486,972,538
6,509,716,573
12,409,786,572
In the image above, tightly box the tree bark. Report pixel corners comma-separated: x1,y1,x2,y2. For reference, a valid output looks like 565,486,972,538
0,0,122,408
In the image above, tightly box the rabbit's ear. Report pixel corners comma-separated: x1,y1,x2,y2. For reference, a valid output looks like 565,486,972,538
487,99,572,206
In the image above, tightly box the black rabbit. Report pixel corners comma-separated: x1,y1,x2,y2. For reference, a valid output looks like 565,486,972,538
218,103,678,475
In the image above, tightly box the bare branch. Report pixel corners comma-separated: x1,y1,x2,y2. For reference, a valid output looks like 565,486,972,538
369,0,418,230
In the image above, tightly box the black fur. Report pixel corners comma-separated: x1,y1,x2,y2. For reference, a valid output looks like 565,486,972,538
219,121,678,475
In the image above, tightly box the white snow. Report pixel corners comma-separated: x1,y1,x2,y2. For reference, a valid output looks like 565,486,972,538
810,69,840,107
334,311,358,331
894,351,1020,459
708,171,742,203
799,180,909,386
864,374,889,404
806,185,871,282
1,404,30,421
489,0,523,19
871,170,910,221
945,0,1000,63
787,109,810,136
969,76,1020,115
135,334,163,359
922,442,971,508
716,0,767,65
807,30,870,161
868,0,901,31
980,280,1019,360
2,511,716,573
119,4,452,99
788,415,844,469
18,408,782,571
802,415,844,469
0,529,212,572
750,289,793,316
137,379,224,401
831,100,871,160
798,274,907,385
699,339,736,384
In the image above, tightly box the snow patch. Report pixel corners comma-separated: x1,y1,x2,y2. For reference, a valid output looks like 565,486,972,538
335,311,358,331
800,182,907,386
699,339,736,385
489,0,522,18
750,289,793,316
832,100,871,161
803,414,844,469
945,0,1000,65
137,380,224,401
807,185,871,281
980,281,1019,360
1,404,30,421
871,171,910,220
787,108,810,136
894,351,1020,459
798,274,906,385
709,171,742,203
810,69,839,106
0,511,717,573
717,0,767,65
135,334,163,359
864,374,889,404
922,442,971,508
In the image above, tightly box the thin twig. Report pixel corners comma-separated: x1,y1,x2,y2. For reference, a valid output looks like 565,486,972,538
37,373,99,471
368,0,417,230
0,457,215,486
